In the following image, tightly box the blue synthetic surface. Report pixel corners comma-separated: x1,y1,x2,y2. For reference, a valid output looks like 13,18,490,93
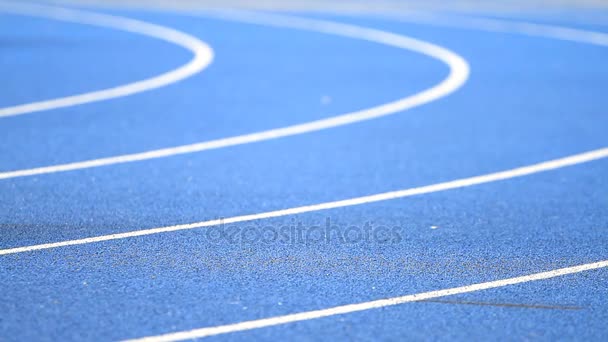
1,4,608,341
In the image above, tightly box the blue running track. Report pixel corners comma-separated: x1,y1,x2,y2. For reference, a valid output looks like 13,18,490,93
1,1,608,341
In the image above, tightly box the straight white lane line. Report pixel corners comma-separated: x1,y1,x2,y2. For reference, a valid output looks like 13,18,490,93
0,2,214,118
386,11,608,47
0,11,469,180
125,259,608,341
2,147,607,256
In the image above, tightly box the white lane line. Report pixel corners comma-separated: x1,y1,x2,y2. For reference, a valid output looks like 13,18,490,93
385,11,608,47
0,10,470,180
128,260,608,342
1,147,607,256
125,259,608,342
0,1,214,118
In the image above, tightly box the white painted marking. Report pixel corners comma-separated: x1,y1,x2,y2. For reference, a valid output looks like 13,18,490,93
1,147,607,256
125,259,608,341
0,2,214,118
0,10,470,180
386,11,608,47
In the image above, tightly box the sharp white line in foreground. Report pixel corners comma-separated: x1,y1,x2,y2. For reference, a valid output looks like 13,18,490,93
0,1,213,118
0,11,469,180
1,147,607,256
125,259,608,341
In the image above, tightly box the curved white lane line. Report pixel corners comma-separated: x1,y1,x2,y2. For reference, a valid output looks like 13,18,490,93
0,2,214,118
126,259,608,342
2,147,607,256
0,10,470,180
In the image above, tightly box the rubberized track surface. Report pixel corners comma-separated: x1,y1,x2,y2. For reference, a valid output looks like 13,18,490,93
1,1,608,341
